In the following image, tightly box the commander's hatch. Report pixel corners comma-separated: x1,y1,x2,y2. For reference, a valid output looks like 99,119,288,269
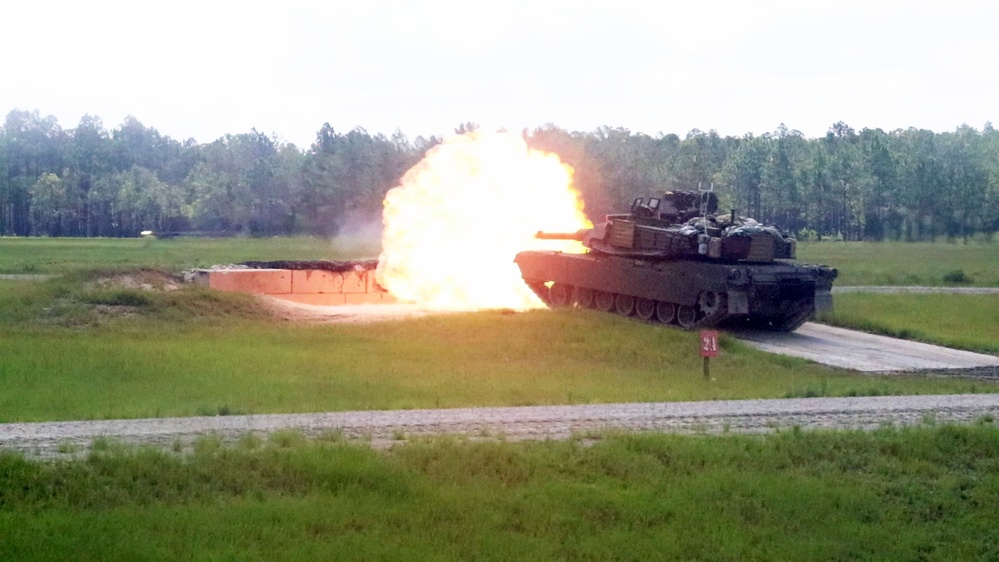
630,196,661,217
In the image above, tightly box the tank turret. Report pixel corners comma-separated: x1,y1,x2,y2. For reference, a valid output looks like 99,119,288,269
517,191,837,331
536,191,796,262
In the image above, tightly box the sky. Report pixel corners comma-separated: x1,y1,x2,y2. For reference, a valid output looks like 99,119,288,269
3,0,997,147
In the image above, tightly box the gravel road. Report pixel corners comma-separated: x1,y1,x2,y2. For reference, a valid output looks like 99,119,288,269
3,394,998,459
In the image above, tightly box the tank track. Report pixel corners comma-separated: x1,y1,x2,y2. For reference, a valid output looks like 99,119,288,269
523,277,737,330
515,251,831,332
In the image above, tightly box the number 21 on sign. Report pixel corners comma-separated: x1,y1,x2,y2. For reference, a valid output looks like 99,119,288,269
699,330,718,379
699,330,719,358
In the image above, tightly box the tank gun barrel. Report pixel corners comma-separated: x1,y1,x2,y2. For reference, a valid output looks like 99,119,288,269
535,229,589,241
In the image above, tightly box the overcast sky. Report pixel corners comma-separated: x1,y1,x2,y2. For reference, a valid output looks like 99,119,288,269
4,0,996,147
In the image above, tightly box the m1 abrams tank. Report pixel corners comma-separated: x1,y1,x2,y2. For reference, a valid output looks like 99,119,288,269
515,191,837,331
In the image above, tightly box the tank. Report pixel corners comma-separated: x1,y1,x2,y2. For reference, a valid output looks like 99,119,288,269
514,191,837,331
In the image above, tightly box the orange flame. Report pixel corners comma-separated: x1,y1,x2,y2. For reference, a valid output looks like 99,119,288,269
376,131,591,310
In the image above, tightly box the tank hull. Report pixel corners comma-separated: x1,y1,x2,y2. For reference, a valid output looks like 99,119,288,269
515,250,835,331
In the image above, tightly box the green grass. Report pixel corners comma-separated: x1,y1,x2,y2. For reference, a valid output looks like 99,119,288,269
0,239,996,424
0,236,378,274
3,425,999,561
2,239,998,560
819,293,999,354
0,277,994,423
4,237,997,286
797,240,999,287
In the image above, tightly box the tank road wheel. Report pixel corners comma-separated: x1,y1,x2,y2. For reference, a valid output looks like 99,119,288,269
574,287,594,308
635,298,656,321
523,279,550,305
594,291,615,312
614,294,636,316
549,283,572,307
676,305,698,329
655,301,676,324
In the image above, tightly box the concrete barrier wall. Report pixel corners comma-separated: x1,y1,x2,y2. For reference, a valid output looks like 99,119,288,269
201,269,292,294
193,269,396,305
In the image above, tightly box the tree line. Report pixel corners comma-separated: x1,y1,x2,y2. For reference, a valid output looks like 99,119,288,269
2,109,997,241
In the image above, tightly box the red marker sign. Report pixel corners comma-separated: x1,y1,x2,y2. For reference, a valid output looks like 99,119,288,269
699,330,719,358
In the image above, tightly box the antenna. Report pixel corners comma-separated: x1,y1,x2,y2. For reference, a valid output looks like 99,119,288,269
698,182,714,229
697,182,714,255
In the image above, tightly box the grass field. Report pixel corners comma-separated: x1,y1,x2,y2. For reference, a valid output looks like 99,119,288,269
819,293,999,354
1,237,998,560
4,278,992,423
0,235,379,274
3,236,999,287
0,238,997,422
3,425,999,561
797,240,999,287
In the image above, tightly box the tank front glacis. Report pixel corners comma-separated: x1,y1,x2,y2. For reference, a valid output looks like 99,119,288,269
519,191,837,331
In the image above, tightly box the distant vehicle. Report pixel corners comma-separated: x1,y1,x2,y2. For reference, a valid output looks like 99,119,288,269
515,191,837,331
